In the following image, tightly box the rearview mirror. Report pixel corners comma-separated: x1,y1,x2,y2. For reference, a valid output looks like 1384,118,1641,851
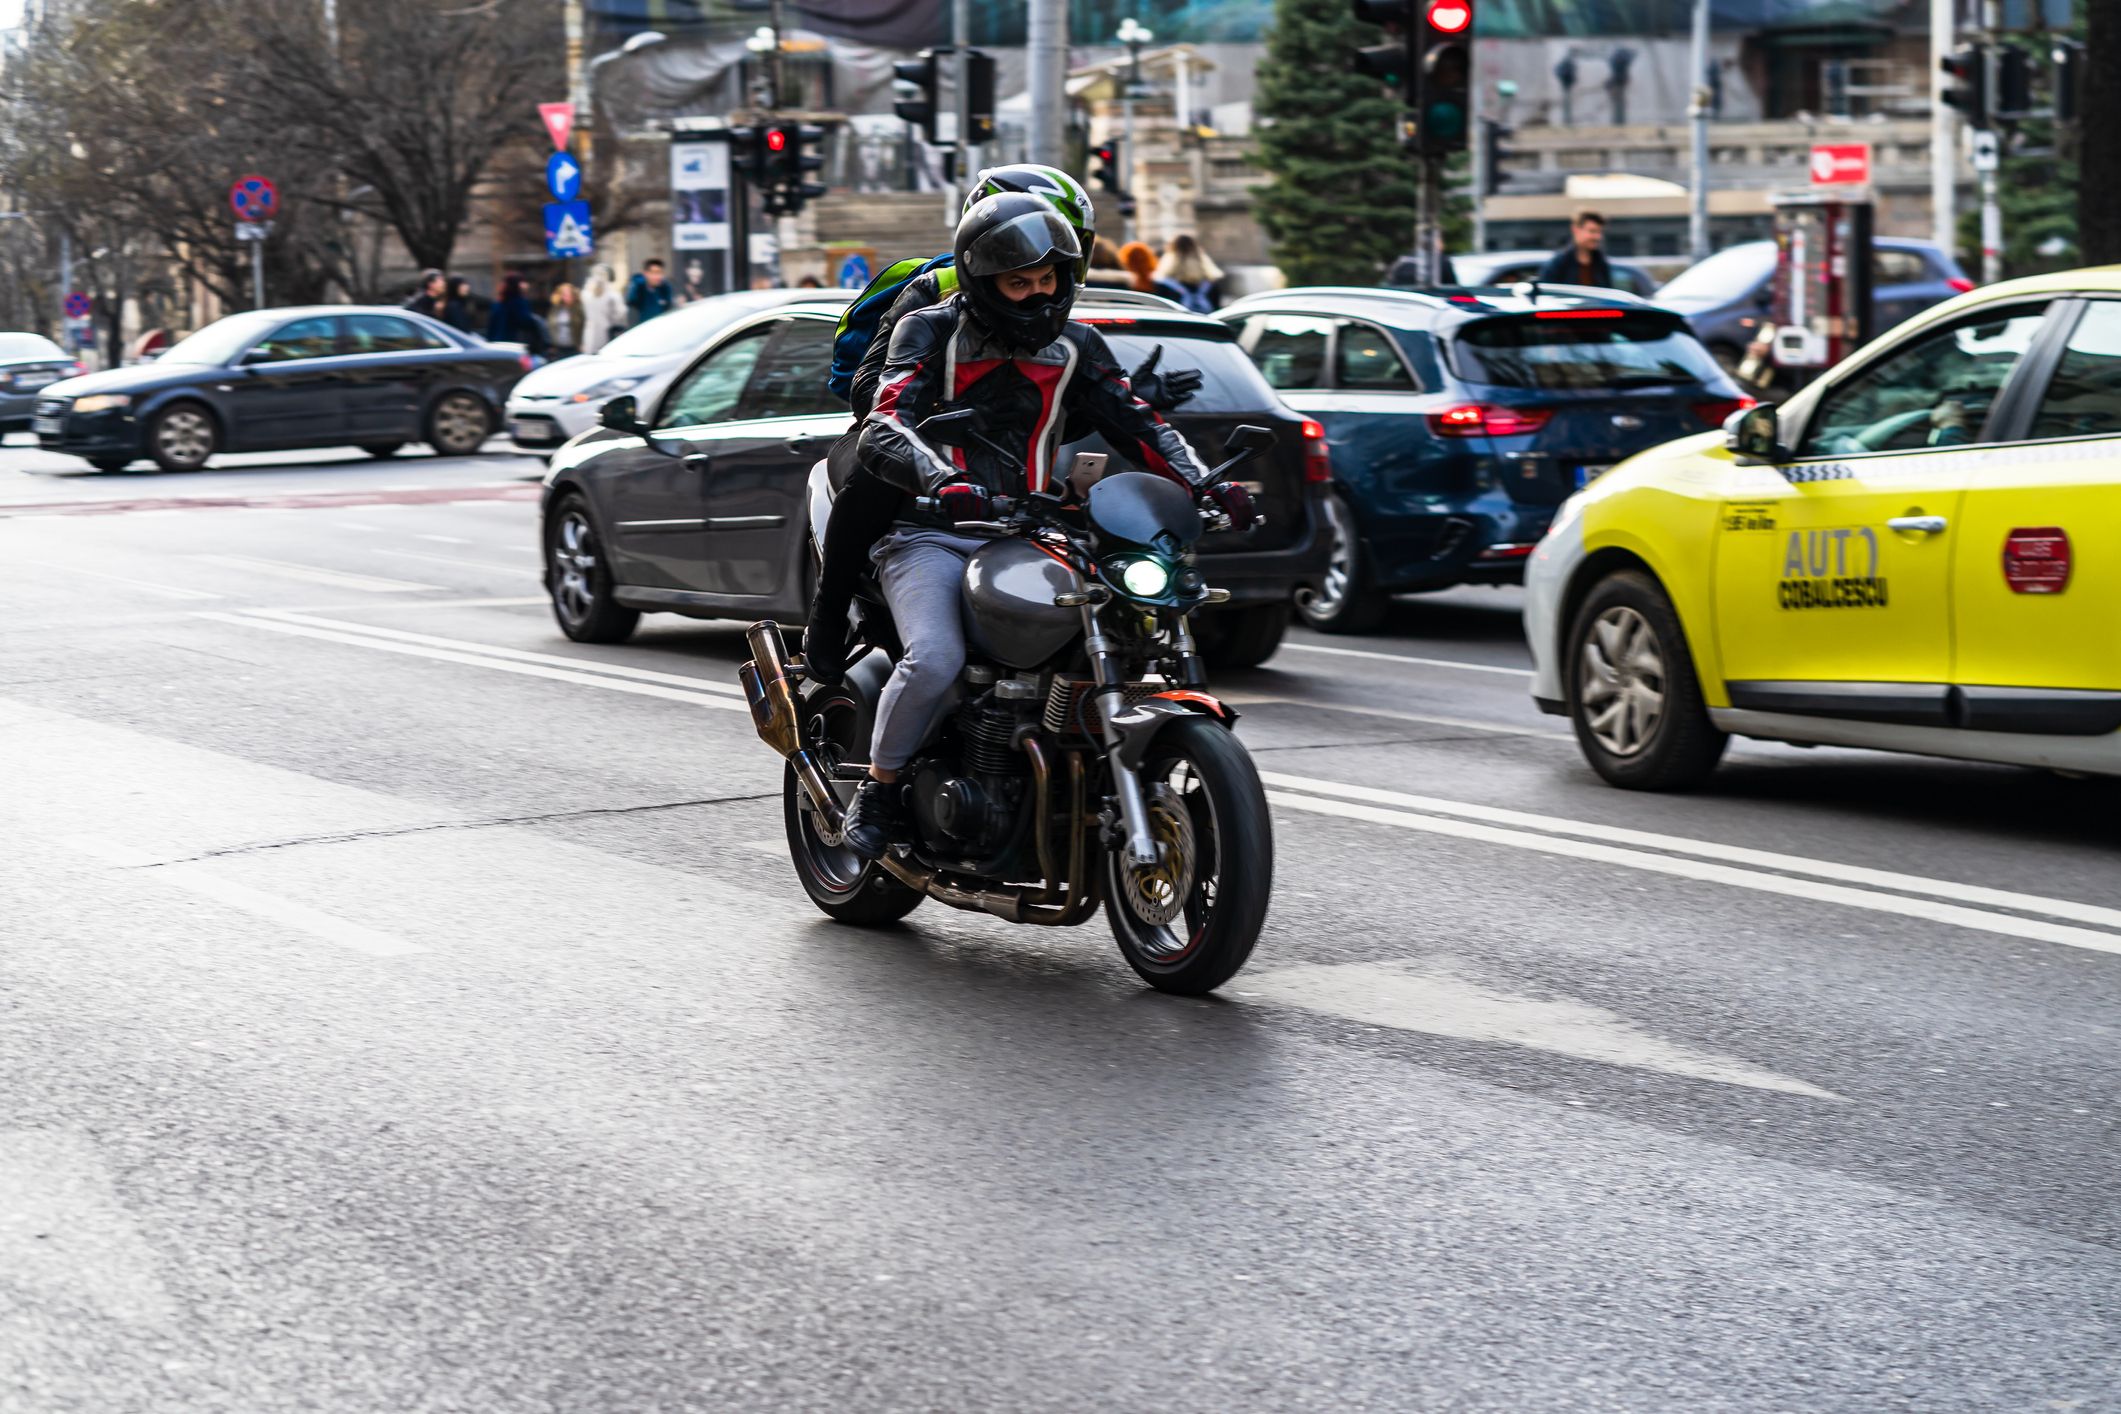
1725,403,1786,464
916,407,979,444
1228,424,1276,454
599,394,647,435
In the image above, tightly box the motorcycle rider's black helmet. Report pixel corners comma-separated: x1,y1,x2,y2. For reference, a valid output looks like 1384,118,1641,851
953,191,1083,354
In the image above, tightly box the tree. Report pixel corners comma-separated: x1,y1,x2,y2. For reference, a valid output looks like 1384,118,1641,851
1252,0,1421,285
2080,0,2120,264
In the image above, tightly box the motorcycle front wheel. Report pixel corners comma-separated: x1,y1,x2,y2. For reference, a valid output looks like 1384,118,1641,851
783,683,924,926
1103,717,1272,995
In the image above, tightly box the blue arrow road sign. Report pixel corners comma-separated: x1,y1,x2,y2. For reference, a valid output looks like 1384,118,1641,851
837,254,871,289
544,200,593,258
545,151,582,202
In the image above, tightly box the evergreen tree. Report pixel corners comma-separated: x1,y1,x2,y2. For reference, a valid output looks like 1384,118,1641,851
1253,0,1422,285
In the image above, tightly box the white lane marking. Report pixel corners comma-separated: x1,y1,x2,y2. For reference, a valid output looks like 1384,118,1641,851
0,1129,182,1329
1223,695,1572,741
1264,790,2121,957
416,534,469,544
20,559,223,601
1245,962,1841,1100
249,609,745,695
1261,771,2121,932
277,596,548,614
201,613,746,710
373,548,534,576
334,521,386,532
192,554,434,593
1280,640,1536,677
60,835,425,957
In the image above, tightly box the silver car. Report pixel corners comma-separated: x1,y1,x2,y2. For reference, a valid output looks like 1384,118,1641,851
505,289,818,455
0,333,81,432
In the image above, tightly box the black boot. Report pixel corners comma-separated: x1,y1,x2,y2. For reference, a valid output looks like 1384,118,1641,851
802,589,851,686
842,778,911,859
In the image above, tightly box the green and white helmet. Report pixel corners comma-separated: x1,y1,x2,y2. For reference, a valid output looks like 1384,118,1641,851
962,164,1095,278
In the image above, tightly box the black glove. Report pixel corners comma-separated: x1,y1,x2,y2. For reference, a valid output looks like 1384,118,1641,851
1131,346,1204,413
934,480,995,523
1202,480,1259,531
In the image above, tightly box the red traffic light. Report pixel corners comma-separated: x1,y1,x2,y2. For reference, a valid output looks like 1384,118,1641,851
766,128,789,152
1426,0,1470,32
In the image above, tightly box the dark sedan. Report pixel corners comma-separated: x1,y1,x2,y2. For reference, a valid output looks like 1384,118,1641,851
33,306,527,472
0,332,82,432
540,291,1334,669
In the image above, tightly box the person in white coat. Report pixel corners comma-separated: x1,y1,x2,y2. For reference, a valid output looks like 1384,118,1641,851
580,265,628,353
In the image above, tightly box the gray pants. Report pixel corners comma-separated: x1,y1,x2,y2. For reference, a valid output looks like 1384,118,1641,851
869,528,985,771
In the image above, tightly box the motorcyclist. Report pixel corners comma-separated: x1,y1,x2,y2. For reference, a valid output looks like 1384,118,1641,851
838,192,1258,859
804,164,1201,685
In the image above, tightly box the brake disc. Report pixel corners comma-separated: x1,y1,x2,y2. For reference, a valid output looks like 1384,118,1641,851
1121,783,1197,927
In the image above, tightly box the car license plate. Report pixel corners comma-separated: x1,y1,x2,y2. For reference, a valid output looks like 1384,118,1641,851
511,419,555,444
32,415,63,435
1575,463,1612,488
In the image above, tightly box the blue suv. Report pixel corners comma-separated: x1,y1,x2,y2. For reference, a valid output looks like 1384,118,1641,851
1219,286,1749,633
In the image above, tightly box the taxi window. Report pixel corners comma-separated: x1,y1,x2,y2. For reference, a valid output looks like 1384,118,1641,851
1796,305,2047,458
1243,314,1332,391
2027,302,2121,441
657,327,769,429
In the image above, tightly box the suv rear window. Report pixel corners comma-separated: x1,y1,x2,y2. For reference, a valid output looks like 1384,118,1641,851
1092,324,1281,414
1450,311,1722,390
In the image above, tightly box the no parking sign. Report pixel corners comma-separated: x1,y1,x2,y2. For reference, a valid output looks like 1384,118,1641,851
229,174,279,222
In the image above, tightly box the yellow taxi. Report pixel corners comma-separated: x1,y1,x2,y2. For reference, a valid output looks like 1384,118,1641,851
1524,266,2121,788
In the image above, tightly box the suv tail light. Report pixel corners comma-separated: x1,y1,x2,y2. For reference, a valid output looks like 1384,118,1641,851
1299,418,1332,482
1691,395,1757,428
1427,404,1552,438
1946,276,1975,294
519,353,536,372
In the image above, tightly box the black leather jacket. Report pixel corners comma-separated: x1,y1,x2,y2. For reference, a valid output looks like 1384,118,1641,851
856,297,1213,504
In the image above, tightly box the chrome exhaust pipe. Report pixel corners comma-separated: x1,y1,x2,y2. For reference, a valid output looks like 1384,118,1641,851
739,621,844,832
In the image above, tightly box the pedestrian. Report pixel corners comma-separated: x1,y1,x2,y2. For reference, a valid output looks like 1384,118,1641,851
443,276,477,333
1083,237,1134,290
1118,240,1189,304
797,274,824,289
1156,233,1224,313
402,268,446,318
487,272,549,358
625,259,675,327
581,264,626,352
544,281,581,357
1536,210,1616,289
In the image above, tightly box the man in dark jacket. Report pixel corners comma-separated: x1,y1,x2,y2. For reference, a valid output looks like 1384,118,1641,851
403,269,445,318
624,259,675,327
1536,210,1616,289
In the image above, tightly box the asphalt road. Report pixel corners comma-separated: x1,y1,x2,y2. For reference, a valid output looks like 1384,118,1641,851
3,438,2118,1412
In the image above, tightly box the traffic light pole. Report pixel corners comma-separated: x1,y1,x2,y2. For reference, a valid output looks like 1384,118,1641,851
1930,0,1955,253
953,0,975,219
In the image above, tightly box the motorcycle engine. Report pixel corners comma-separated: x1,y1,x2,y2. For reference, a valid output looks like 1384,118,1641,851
910,692,1032,859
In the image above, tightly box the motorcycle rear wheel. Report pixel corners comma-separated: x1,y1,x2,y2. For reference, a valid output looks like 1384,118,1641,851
783,685,924,925
1104,717,1272,995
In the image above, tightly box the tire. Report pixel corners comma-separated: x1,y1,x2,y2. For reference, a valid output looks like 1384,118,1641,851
360,442,404,459
1565,569,1727,790
1196,603,1289,670
1105,717,1272,995
783,683,924,925
1294,492,1388,634
89,457,131,474
544,496,639,644
425,391,493,457
145,402,217,473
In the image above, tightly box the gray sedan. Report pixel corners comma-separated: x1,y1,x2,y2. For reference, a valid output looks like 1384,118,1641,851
0,332,81,431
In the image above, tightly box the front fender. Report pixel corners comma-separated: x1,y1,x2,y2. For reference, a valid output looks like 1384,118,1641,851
1106,692,1236,772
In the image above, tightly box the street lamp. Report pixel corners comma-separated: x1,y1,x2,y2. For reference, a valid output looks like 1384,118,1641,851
745,25,779,111
1115,16,1154,243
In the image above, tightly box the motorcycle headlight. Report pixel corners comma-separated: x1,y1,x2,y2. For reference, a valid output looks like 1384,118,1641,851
1118,556,1173,599
570,375,646,403
71,394,130,414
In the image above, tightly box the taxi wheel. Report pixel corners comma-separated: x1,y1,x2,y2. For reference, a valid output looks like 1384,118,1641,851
1566,570,1726,791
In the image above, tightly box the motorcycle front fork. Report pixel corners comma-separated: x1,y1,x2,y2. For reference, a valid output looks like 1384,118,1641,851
1081,604,1170,868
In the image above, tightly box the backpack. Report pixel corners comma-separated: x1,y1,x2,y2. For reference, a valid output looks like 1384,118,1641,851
828,253,957,404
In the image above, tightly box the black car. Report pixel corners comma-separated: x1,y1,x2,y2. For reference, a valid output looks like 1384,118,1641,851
33,306,527,472
539,291,1334,668
0,333,82,432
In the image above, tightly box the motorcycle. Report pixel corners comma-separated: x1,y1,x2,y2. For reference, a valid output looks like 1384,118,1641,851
738,409,1277,995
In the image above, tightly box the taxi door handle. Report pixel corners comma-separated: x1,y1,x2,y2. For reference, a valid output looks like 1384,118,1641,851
1888,515,1947,534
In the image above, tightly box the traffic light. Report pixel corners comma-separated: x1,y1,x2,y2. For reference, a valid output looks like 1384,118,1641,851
1415,0,1473,157
1940,43,1989,129
966,50,997,144
2054,38,2085,126
1350,1,1420,107
893,49,941,142
1090,142,1135,219
768,123,829,216
724,125,773,187
1994,45,2032,123
1479,117,1513,198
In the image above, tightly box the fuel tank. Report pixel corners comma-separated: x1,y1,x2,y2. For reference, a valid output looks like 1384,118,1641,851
963,538,1080,670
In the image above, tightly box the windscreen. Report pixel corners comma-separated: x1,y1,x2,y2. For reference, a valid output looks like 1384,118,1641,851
0,333,64,361
601,292,801,359
1450,311,1722,391
1094,325,1279,414
1655,242,1775,303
